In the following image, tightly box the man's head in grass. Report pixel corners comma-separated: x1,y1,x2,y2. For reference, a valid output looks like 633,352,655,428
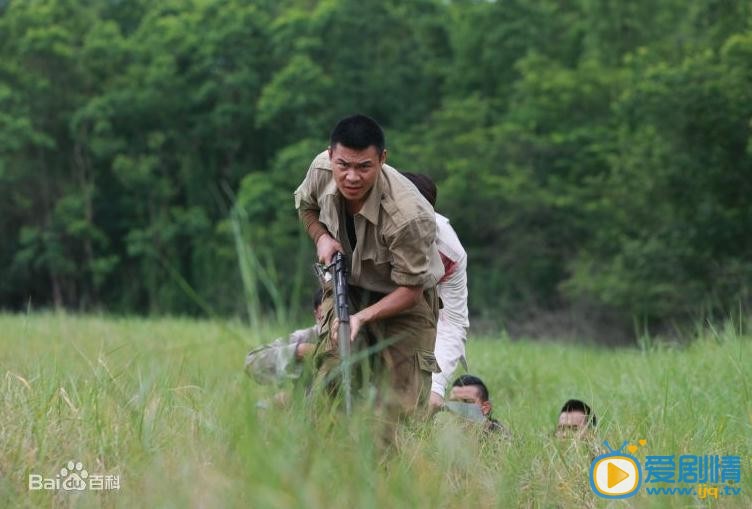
449,374,492,417
447,375,508,435
555,399,596,439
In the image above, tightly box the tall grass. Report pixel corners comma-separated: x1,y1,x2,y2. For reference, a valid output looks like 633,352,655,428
0,312,750,508
228,201,310,329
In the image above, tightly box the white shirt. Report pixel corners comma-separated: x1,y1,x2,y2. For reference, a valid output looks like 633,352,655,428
432,213,470,396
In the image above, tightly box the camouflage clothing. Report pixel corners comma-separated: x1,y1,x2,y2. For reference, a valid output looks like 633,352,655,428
244,326,318,385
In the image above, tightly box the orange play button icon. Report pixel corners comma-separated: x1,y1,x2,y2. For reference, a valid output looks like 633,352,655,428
591,455,641,497
608,462,629,488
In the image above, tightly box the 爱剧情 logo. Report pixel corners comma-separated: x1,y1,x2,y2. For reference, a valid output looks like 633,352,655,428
28,461,120,491
590,440,743,500
590,440,645,499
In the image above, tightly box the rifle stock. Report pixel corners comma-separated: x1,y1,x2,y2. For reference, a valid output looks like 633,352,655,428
332,252,352,415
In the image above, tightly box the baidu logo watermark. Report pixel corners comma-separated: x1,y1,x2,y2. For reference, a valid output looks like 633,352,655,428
29,461,120,491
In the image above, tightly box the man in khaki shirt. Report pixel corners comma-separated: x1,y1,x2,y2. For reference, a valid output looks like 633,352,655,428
294,114,444,423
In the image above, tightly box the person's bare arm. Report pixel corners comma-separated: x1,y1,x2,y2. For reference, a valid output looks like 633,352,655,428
333,286,422,342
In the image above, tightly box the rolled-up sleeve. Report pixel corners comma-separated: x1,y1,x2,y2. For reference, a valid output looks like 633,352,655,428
388,213,437,287
294,168,318,214
294,161,334,242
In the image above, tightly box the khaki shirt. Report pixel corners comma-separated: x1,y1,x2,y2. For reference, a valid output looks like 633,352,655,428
295,150,444,293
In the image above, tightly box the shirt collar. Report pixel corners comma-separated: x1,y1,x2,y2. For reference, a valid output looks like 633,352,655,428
357,170,383,225
322,163,383,225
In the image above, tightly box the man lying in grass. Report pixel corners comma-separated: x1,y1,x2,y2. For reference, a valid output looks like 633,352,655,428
244,289,323,386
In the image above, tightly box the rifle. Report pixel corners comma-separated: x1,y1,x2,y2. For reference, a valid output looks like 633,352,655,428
332,252,352,415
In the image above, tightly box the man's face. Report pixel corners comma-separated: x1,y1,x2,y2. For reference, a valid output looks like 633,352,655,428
329,143,385,209
555,410,590,439
448,385,492,417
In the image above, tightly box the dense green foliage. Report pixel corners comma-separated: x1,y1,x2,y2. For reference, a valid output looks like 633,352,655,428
1,313,750,507
1,0,751,335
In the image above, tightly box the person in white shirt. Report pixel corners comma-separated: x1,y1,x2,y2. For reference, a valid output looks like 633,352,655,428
401,173,470,409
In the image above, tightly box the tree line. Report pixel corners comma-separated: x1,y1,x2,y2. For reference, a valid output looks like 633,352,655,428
1,0,750,339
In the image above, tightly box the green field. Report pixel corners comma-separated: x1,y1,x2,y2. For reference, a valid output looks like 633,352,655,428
1,313,750,508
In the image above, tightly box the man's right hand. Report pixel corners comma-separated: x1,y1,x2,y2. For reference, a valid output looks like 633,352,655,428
316,234,343,265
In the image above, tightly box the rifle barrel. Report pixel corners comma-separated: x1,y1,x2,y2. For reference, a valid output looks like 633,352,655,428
333,252,352,415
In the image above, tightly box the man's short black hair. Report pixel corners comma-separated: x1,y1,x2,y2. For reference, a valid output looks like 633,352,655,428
330,114,385,153
452,374,490,402
560,399,597,427
401,172,437,207
313,288,323,309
